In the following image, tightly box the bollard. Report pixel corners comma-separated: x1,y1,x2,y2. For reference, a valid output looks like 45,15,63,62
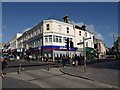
47,59,50,71
18,63,22,74
22,67,24,71
48,61,50,71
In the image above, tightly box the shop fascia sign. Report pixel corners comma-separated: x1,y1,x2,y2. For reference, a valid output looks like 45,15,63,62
59,46,67,50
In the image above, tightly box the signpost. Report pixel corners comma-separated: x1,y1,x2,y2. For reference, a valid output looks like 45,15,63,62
77,37,91,73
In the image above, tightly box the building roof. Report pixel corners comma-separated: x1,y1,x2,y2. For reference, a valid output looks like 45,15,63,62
0,43,6,49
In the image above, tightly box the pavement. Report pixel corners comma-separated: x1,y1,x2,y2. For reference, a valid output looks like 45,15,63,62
59,60,120,88
1,73,42,89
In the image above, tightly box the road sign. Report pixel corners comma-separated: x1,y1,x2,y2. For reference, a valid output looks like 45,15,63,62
77,42,84,45
84,37,91,40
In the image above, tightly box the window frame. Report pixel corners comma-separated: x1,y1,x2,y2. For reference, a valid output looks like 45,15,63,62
66,27,69,33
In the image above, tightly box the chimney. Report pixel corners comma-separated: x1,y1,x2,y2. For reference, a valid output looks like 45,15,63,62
81,25,86,30
63,15,69,23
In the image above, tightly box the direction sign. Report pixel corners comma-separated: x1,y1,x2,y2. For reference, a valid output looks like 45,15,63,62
77,42,84,45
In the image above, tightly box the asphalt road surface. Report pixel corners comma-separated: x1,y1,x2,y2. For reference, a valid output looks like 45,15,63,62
3,68,118,88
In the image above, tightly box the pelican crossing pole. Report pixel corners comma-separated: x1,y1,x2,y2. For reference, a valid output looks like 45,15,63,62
18,63,22,74
83,37,86,73
77,37,91,73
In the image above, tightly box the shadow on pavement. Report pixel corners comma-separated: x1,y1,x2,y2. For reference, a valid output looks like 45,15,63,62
2,77,42,88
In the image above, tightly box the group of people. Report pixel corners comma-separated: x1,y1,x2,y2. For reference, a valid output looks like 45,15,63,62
0,57,8,79
61,54,84,67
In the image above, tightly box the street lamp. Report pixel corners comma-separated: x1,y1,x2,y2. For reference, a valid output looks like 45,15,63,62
113,33,115,44
113,33,117,59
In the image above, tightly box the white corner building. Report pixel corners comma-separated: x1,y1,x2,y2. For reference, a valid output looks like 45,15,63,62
16,15,95,61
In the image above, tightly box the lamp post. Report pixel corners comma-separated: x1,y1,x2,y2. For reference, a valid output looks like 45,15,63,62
113,33,115,44
113,33,116,59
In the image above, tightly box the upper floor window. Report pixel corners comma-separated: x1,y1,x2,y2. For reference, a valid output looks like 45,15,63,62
58,36,62,43
85,32,87,37
63,37,67,43
67,27,69,33
45,36,48,42
46,24,50,30
58,25,61,32
53,35,62,43
30,33,33,38
48,35,52,42
69,38,72,42
86,42,88,47
34,30,37,36
79,31,81,36
56,36,58,42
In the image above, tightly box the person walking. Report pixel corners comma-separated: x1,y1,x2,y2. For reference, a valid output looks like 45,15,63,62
0,70,5,79
62,55,66,67
0,58,8,78
72,55,76,67
78,54,82,66
2,59,8,75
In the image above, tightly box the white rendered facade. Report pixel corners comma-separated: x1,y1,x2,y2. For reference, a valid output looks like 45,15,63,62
18,19,94,49
9,33,22,49
16,18,95,60
43,19,74,47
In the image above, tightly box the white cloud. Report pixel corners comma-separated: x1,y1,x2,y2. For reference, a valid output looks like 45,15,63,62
70,21,104,40
3,25,7,29
0,33,3,38
86,24,104,40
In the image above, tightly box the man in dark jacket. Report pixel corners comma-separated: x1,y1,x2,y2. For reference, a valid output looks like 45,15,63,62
2,59,8,75
62,55,66,67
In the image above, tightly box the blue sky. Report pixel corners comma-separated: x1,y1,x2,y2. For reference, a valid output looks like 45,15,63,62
2,2,118,48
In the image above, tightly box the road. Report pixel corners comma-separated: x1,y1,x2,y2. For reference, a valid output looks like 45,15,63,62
2,60,57,73
3,68,116,88
2,59,120,88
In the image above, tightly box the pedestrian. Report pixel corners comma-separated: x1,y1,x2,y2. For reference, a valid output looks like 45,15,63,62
72,60,75,67
0,58,5,79
2,58,8,75
29,55,32,61
0,58,8,78
77,54,81,66
62,55,66,67
72,55,76,67
57,54,60,63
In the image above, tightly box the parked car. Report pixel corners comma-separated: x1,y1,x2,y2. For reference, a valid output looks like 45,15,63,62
9,56,15,61
3,55,10,60
0,56,4,61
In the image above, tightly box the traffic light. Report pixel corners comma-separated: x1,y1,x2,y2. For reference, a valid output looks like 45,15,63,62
94,44,97,49
65,38,69,50
70,41,74,48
